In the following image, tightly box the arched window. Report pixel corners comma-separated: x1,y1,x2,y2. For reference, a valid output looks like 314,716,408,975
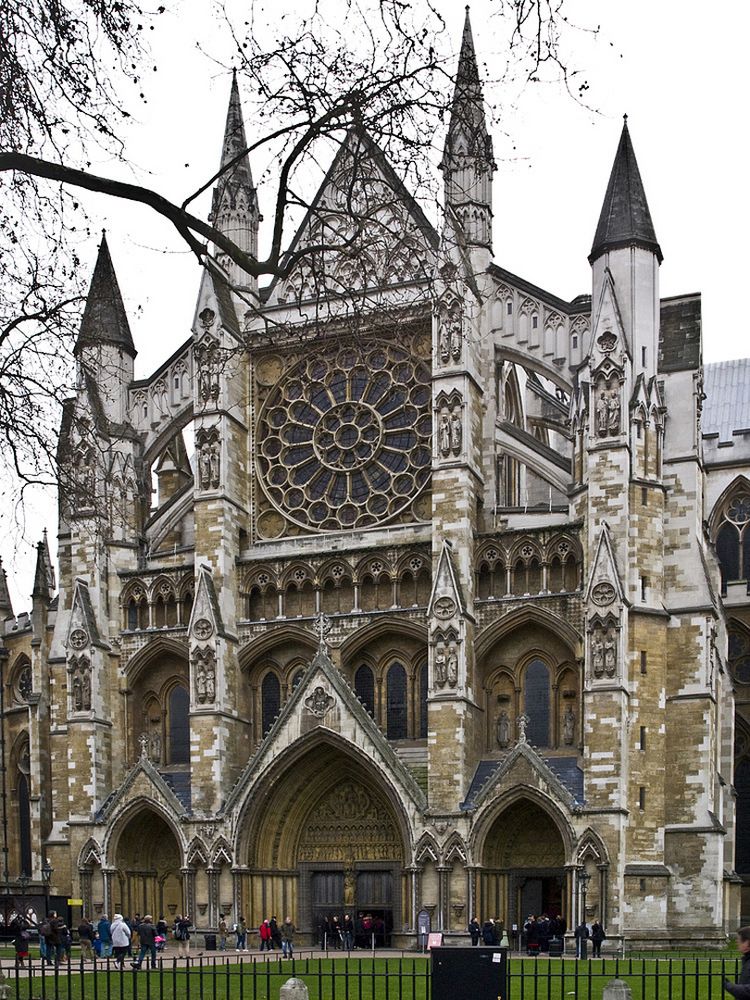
524,659,551,748
355,665,375,717
418,662,428,739
127,599,138,631
386,663,408,740
736,759,750,873
714,490,750,594
168,685,190,764
261,673,281,736
18,772,32,876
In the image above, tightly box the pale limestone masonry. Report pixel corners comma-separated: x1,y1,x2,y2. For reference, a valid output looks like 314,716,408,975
3,11,750,950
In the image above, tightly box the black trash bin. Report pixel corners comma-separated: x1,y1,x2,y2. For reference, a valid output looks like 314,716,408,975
204,933,217,951
549,937,563,957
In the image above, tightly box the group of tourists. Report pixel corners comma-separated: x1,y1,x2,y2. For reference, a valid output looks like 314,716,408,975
258,916,296,956
468,917,511,947
318,913,386,949
523,914,567,953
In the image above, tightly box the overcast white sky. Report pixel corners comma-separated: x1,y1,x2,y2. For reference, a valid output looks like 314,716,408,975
4,0,748,608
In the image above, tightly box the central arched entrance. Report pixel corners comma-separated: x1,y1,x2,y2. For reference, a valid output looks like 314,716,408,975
242,740,408,944
112,808,183,918
479,799,568,929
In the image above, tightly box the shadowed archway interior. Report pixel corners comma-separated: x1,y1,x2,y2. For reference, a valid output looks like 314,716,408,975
479,799,567,930
240,742,407,934
113,809,183,919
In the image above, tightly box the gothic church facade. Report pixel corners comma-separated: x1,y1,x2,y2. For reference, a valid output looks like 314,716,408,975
3,12,750,947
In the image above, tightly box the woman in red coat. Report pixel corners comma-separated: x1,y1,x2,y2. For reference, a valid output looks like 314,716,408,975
259,919,273,952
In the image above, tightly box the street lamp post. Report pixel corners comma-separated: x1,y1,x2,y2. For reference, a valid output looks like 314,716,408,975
41,859,53,919
578,870,591,960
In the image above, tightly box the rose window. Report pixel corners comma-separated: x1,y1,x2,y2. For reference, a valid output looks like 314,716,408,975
257,342,431,531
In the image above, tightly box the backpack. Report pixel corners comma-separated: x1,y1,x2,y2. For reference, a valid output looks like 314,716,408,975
40,921,51,938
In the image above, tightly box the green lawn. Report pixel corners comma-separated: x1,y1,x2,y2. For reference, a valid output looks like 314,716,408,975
3,955,746,1000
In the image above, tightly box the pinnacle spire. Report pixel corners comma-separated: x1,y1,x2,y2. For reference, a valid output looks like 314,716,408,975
0,557,13,620
590,119,662,264
32,541,49,600
210,72,260,290
440,7,495,248
75,235,136,357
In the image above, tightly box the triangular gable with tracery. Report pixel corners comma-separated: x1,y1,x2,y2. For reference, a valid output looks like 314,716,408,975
585,521,626,608
223,620,427,817
271,129,438,306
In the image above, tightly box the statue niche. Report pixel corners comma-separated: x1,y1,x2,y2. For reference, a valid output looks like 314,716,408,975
196,427,221,491
594,373,622,439
193,646,216,704
436,392,463,459
589,615,619,680
68,655,92,713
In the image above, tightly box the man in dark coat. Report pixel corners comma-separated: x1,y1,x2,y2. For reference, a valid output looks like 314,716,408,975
725,927,750,998
590,920,606,958
574,921,589,959
469,917,481,946
131,915,158,970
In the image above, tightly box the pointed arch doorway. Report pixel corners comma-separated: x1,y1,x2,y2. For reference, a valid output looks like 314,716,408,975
112,808,183,918
242,741,408,945
479,799,568,929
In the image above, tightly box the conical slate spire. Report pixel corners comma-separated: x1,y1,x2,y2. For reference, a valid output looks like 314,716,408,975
0,557,13,620
590,118,662,264
75,234,136,357
32,541,49,600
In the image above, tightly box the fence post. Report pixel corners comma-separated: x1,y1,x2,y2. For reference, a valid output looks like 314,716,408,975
279,978,309,1000
604,978,633,1000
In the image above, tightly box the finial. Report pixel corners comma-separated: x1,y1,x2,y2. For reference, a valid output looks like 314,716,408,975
139,732,149,760
623,113,628,125
517,713,530,744
313,611,332,653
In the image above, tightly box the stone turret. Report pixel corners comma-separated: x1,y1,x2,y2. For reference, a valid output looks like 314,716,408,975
440,8,495,251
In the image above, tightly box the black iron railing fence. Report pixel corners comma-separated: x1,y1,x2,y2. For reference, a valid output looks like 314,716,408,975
0,952,744,1000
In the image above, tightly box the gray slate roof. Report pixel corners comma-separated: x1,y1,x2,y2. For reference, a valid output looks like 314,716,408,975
703,358,750,442
461,755,584,810
590,121,662,264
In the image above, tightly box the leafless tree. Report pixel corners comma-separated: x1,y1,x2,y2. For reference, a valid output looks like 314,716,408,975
0,0,592,523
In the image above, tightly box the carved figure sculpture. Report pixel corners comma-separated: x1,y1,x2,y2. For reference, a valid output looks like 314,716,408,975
439,322,450,364
596,392,609,438
496,709,511,748
196,663,207,703
592,635,605,678
563,705,576,745
81,666,91,711
209,442,221,488
607,390,621,435
446,644,459,687
450,410,462,455
604,629,617,676
449,313,462,361
439,413,451,457
517,713,529,744
434,642,447,687
205,661,216,702
199,444,212,490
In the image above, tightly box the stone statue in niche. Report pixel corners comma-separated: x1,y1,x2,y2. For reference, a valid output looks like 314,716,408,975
496,709,511,748
434,642,448,687
439,322,450,365
199,444,212,490
196,662,206,703
69,656,92,712
517,713,529,744
450,410,462,455
446,644,459,687
150,729,162,763
604,628,617,677
209,442,221,488
205,660,216,701
592,634,605,678
439,412,451,457
607,390,621,435
194,648,216,704
596,391,609,438
196,335,220,403
563,705,576,745
449,312,462,362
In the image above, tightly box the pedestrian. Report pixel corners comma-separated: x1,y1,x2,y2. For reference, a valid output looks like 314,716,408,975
174,915,192,958
281,916,296,958
482,918,495,945
156,916,168,940
132,915,158,970
97,914,113,958
11,915,31,968
78,917,96,962
131,914,141,954
590,920,606,959
259,919,273,951
218,914,228,951
574,920,589,959
270,915,282,950
342,915,353,952
45,911,65,966
235,915,247,952
111,913,132,970
469,916,481,946
725,927,750,999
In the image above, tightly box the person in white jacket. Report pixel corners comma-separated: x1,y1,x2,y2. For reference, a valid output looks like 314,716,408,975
110,914,132,970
